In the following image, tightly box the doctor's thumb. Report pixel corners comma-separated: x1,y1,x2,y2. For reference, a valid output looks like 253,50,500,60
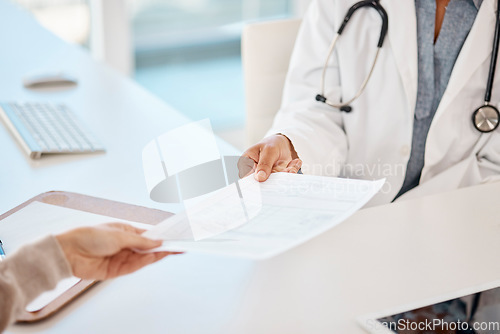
254,162,273,182
254,170,268,182
254,146,278,182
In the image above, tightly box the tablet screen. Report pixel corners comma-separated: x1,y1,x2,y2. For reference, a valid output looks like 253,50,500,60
376,286,500,333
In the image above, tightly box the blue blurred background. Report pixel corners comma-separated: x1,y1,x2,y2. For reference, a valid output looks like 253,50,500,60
12,0,307,149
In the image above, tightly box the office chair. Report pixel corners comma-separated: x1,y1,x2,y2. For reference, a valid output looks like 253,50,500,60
242,19,301,147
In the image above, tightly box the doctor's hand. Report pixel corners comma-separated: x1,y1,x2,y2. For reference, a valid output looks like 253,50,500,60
240,134,302,182
56,223,177,280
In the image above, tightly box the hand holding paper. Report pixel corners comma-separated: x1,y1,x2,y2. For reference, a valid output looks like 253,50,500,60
140,120,384,259
143,173,385,259
56,223,174,280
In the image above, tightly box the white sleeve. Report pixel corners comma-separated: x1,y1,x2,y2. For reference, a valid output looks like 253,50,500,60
397,133,500,201
0,236,72,330
473,133,500,183
266,0,347,176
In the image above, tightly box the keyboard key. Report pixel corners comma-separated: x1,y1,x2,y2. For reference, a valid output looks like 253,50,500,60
0,102,105,158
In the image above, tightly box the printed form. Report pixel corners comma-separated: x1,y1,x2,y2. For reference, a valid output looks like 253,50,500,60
144,173,384,259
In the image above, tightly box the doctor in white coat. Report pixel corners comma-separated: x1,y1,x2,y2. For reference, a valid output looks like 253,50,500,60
242,0,500,205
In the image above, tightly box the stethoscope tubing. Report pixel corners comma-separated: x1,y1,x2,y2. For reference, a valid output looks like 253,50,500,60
316,0,388,112
318,34,381,110
471,0,500,133
316,0,500,134
485,0,500,103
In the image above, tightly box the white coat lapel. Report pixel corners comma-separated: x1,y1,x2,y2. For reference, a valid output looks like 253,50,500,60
383,0,418,113
434,0,496,118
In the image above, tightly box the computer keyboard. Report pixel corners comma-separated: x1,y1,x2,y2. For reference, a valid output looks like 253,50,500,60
0,102,105,159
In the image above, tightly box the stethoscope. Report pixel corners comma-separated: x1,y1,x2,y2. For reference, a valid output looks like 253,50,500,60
315,0,500,133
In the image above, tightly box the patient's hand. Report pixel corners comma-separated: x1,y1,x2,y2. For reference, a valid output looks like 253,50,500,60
56,223,177,280
239,134,302,182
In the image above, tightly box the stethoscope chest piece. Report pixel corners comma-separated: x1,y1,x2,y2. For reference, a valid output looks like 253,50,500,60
472,104,500,133
315,0,500,134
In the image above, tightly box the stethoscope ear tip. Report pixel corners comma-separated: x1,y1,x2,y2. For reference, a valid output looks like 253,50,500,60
340,105,353,113
316,94,353,112
315,94,327,103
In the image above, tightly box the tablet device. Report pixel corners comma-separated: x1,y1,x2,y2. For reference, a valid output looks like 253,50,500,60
358,279,500,334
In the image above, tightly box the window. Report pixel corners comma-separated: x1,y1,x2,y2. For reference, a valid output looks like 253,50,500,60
131,0,294,53
14,0,90,46
13,0,300,148
132,0,296,139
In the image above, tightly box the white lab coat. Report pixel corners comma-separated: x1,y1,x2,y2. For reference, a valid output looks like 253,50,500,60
267,0,500,206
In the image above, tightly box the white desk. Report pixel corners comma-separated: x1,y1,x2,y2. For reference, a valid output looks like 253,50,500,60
6,176,500,334
3,2,500,333
0,0,238,216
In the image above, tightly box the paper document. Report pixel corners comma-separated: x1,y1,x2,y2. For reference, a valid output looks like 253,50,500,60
144,173,385,259
0,201,153,312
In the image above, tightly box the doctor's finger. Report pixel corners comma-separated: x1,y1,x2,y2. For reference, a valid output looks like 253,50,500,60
284,159,302,174
255,147,279,182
